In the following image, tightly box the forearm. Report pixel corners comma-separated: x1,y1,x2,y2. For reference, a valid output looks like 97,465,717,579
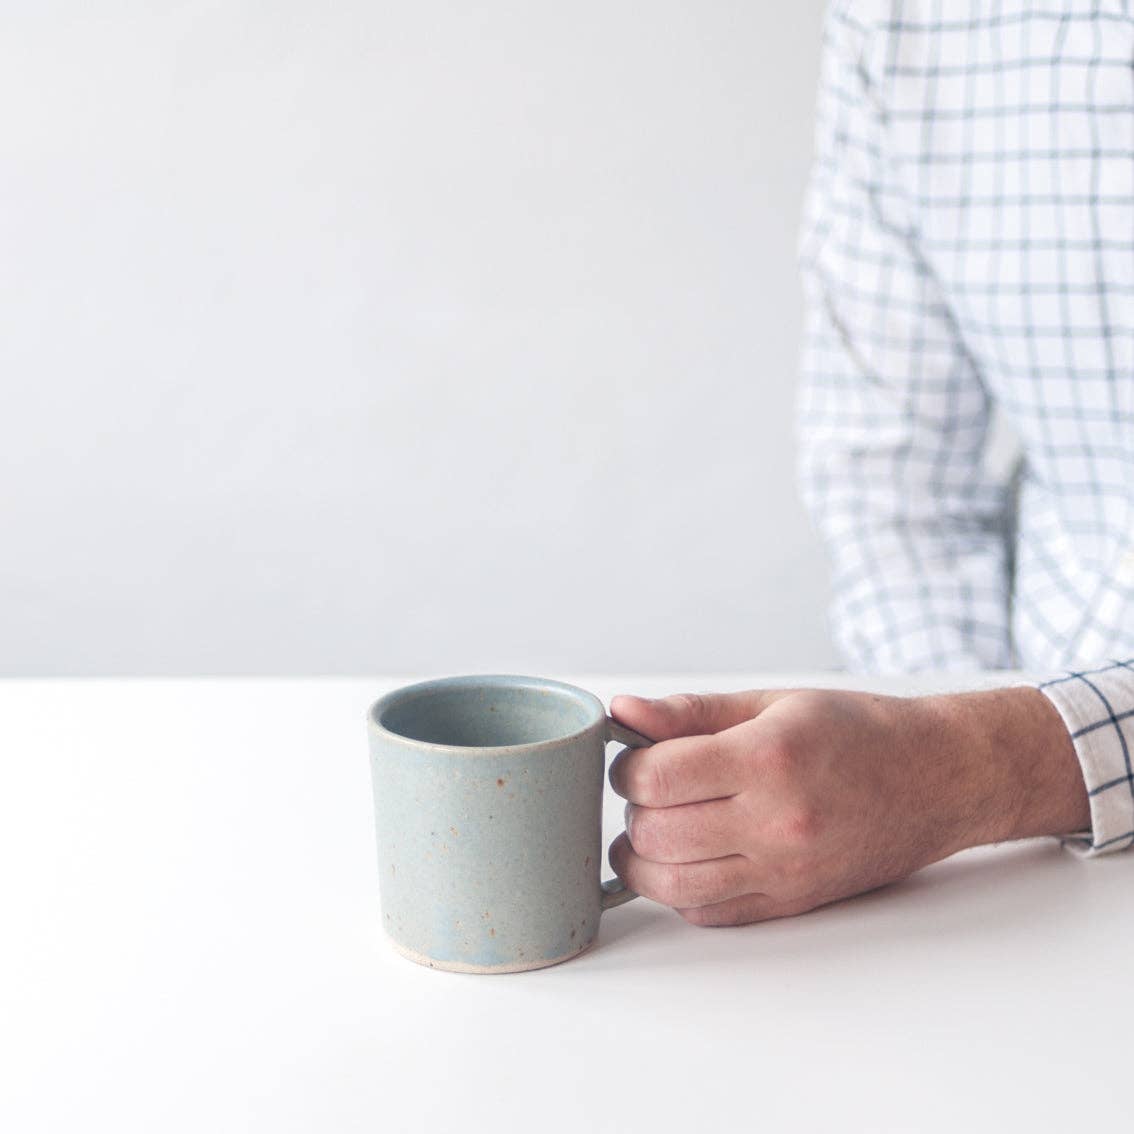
922,687,1090,856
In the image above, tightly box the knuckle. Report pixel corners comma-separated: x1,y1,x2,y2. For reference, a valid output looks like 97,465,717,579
673,692,705,714
627,806,655,855
619,758,644,801
778,803,822,848
628,807,669,860
697,732,723,770
758,729,795,778
670,692,710,727
656,862,688,906
618,751,667,807
669,863,731,908
627,754,667,806
648,756,671,806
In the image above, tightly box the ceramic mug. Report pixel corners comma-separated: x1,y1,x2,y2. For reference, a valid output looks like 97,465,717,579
366,674,650,973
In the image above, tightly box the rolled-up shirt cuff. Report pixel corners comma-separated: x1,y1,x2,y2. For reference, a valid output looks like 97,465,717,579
1036,663,1134,856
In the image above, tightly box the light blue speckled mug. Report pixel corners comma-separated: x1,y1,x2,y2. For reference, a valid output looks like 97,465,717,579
367,675,650,973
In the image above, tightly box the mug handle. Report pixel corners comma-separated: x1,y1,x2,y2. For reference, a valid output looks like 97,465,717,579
600,717,653,911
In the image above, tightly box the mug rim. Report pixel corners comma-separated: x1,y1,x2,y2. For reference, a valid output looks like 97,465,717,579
366,673,607,755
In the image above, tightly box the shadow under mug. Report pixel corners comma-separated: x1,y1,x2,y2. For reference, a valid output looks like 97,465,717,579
367,674,651,973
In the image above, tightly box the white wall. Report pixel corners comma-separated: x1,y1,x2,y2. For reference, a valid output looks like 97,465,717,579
1,0,838,676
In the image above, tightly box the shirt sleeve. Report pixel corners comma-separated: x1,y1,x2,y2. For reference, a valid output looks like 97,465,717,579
1036,661,1134,856
796,2,1015,672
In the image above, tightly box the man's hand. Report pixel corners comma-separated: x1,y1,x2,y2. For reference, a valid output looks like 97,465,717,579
607,686,1090,926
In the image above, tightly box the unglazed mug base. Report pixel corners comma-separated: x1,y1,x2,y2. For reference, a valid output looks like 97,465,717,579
385,930,595,974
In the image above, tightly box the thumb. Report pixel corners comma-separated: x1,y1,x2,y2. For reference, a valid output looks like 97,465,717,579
609,689,792,740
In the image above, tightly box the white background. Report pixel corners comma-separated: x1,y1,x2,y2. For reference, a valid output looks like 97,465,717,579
1,0,837,676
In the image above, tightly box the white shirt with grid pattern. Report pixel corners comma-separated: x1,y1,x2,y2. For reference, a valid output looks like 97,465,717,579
796,1,1134,853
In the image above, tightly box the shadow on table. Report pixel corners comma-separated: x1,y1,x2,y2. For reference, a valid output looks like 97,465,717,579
585,837,1128,972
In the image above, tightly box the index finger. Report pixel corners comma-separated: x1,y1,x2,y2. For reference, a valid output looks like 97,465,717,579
608,731,742,807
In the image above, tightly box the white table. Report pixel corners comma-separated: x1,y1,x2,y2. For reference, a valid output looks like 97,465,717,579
2,673,1129,1133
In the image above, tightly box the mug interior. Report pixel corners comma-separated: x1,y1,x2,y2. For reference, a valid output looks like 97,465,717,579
376,678,599,749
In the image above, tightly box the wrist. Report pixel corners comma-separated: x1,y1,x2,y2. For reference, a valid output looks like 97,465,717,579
921,687,1090,851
